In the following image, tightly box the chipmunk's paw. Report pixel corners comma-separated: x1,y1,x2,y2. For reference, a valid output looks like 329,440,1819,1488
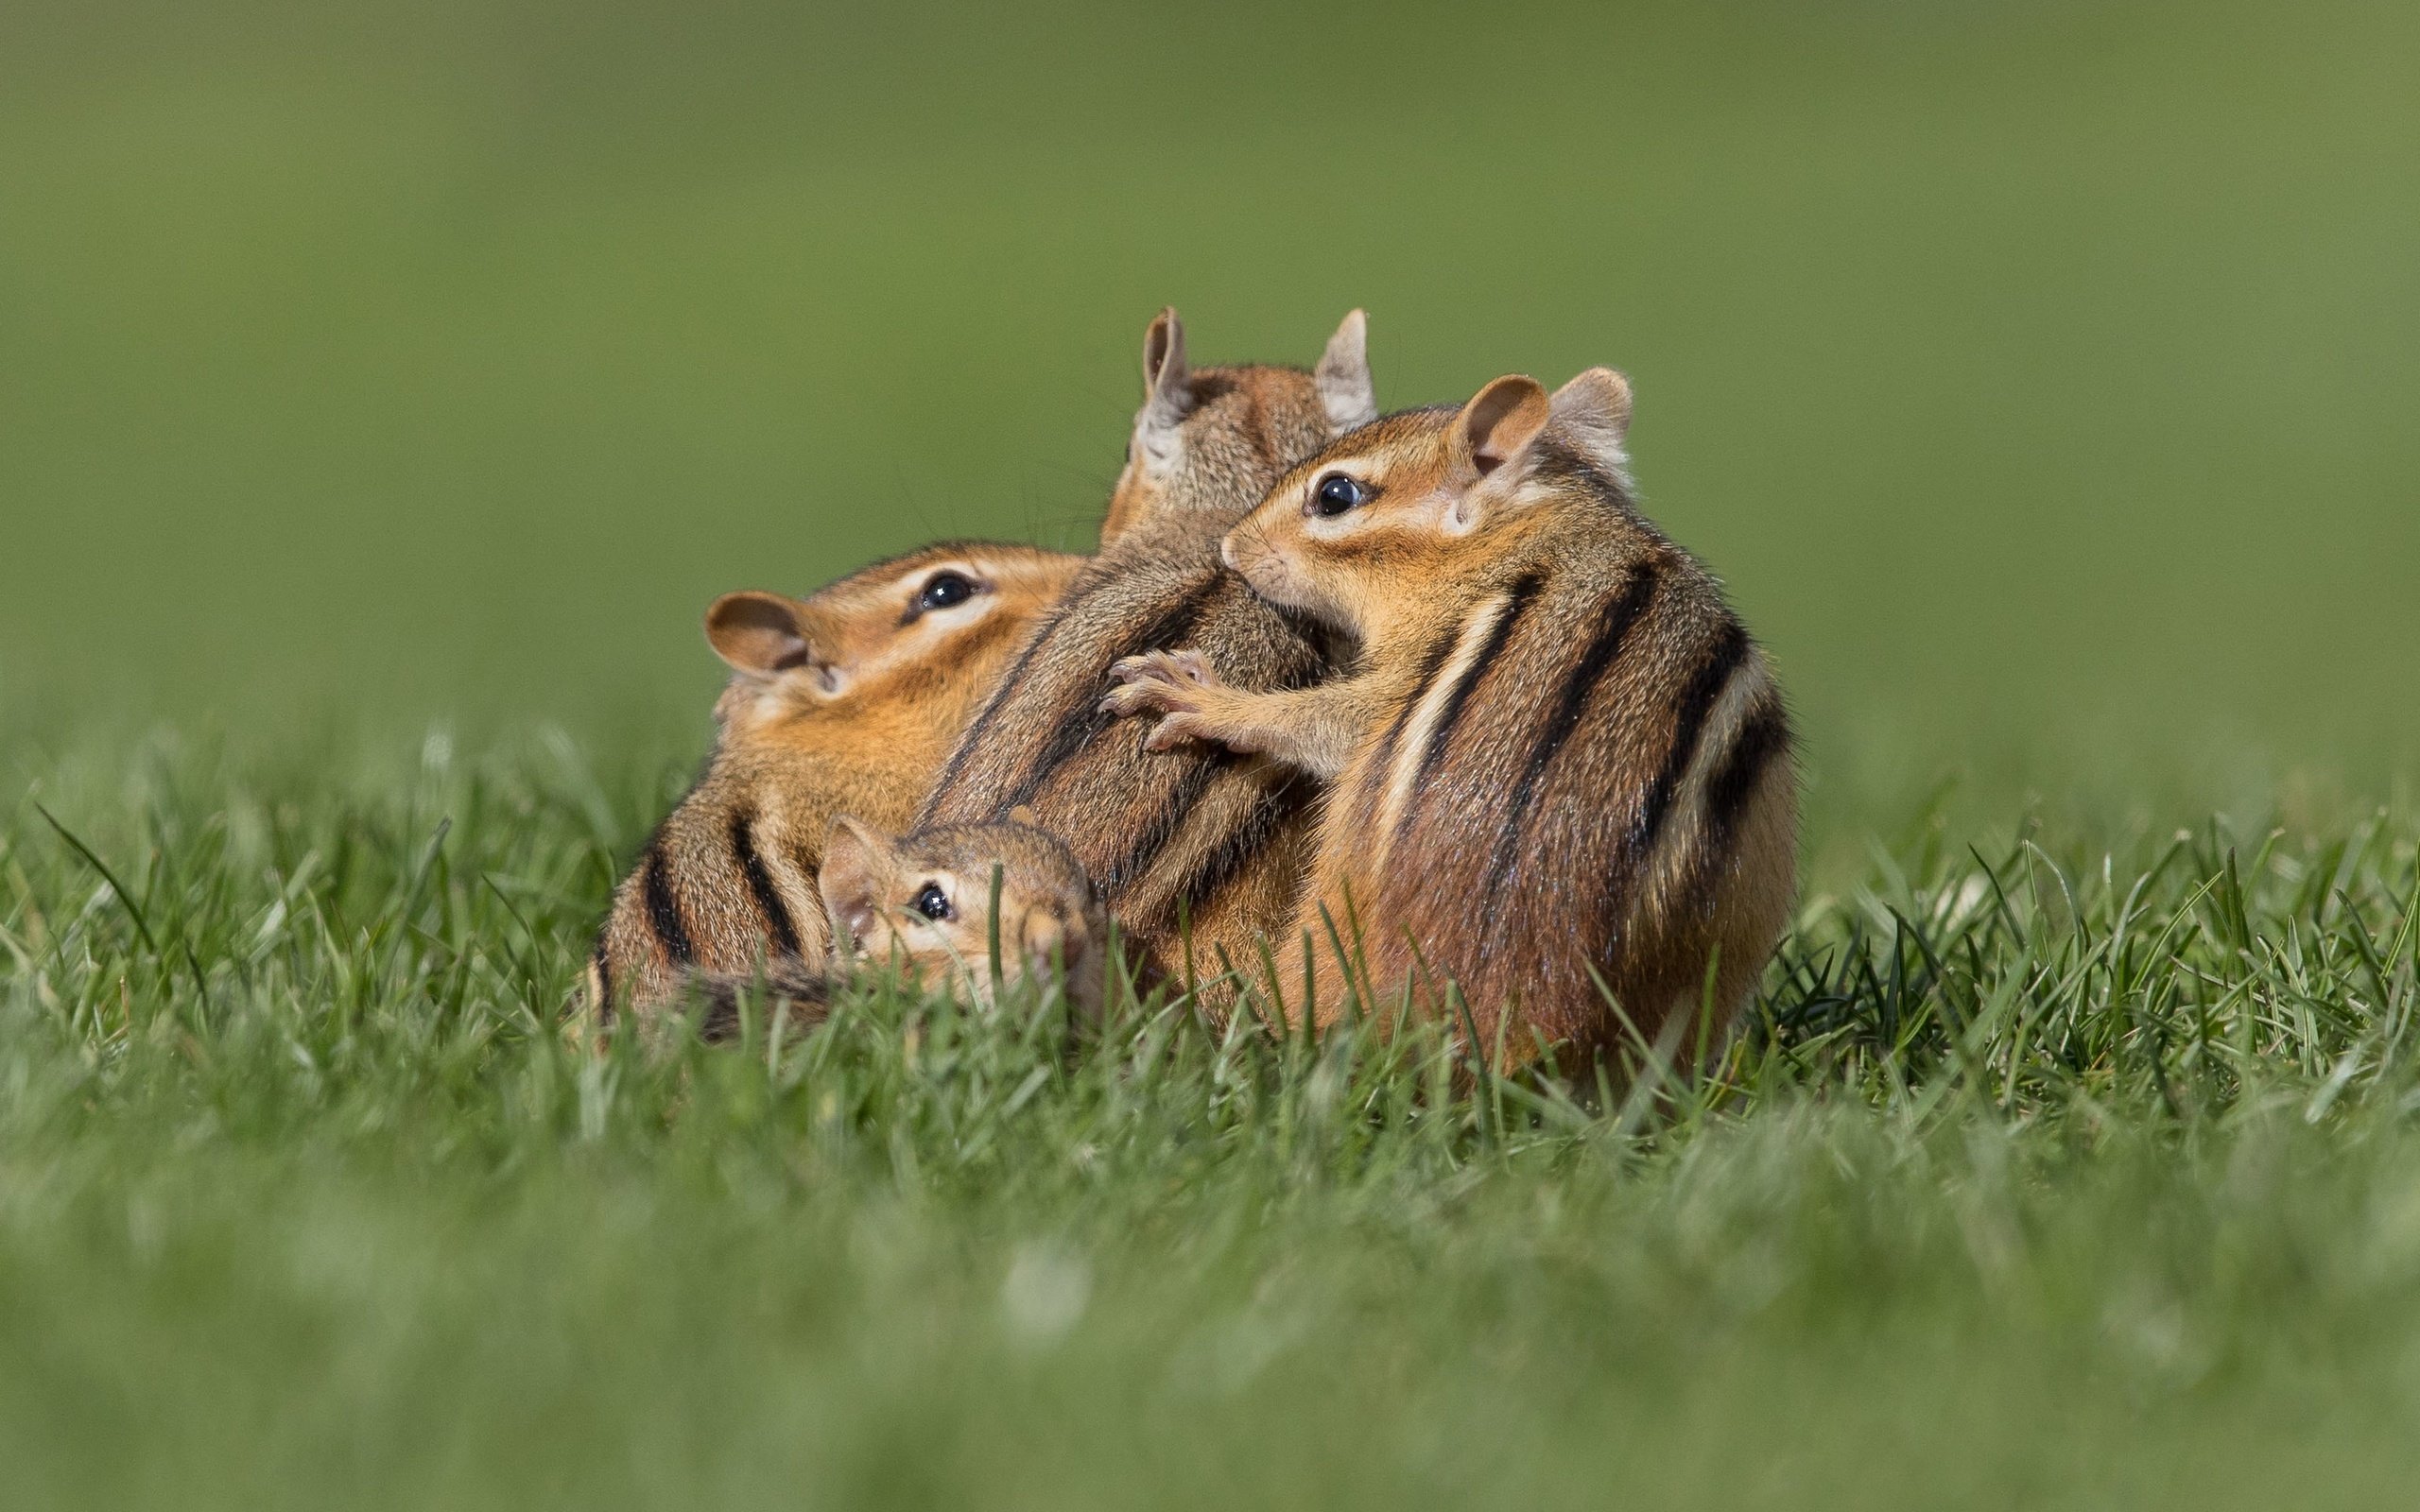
1111,648,1216,686
1140,712,1220,752
1101,650,1219,713
1101,651,1234,750
1097,679,1176,720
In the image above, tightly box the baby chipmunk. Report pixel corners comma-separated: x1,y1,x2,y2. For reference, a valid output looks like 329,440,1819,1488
918,308,1378,992
1105,369,1799,1064
667,817,1109,1042
586,541,1084,1031
819,815,1112,1022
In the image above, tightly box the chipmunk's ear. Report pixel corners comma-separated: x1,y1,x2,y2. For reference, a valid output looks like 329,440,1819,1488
1315,309,1377,433
1457,375,1553,472
1549,368,1634,473
1132,307,1195,472
817,816,897,952
705,593,814,677
1443,376,1554,533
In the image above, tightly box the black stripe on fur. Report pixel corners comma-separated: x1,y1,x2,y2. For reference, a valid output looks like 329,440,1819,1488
1405,570,1547,824
641,842,697,965
1479,562,1662,904
728,809,804,959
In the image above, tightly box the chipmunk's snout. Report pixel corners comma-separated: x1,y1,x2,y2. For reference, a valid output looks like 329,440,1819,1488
1220,524,1313,616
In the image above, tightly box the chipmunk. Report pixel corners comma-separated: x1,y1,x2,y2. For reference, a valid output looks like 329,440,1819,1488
819,815,1112,1022
917,308,1378,992
585,541,1085,1031
634,817,1108,1044
1103,369,1798,1066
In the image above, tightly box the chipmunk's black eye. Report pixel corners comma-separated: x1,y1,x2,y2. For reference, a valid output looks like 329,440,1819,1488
912,883,953,921
918,571,977,613
1310,473,1368,518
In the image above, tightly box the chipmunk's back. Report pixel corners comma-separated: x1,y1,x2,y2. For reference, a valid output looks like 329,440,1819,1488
1349,524,1795,1054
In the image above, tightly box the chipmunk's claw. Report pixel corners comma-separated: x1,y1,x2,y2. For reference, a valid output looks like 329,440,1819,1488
1163,649,1214,682
1110,649,1213,687
1098,683,1166,717
1105,650,1221,720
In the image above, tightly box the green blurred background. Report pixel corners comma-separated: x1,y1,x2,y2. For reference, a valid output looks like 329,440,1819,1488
4,0,2415,798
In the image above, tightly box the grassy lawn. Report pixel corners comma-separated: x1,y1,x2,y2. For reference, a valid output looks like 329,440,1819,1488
4,734,2416,1508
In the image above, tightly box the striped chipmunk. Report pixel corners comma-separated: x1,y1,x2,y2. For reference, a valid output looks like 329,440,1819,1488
586,541,1084,1033
918,308,1378,992
1103,369,1799,1065
819,815,1113,1025
622,816,1110,1043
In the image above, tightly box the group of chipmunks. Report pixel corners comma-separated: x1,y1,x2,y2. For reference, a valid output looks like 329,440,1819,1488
582,309,1797,1070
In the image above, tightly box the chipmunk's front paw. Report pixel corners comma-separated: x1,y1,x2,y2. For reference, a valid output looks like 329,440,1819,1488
1099,650,1232,750
1113,648,1215,687
1101,650,1214,712
1137,711,1224,752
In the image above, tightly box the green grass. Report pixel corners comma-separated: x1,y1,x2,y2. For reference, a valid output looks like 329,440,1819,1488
5,732,2418,1508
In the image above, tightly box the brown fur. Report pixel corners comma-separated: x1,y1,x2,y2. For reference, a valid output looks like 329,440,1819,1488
586,541,1084,1031
1105,370,1799,1066
917,309,1377,995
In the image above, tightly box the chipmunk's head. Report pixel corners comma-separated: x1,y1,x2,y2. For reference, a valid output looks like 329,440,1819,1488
1098,307,1380,545
1221,369,1634,638
818,814,1107,1015
705,542,1080,738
